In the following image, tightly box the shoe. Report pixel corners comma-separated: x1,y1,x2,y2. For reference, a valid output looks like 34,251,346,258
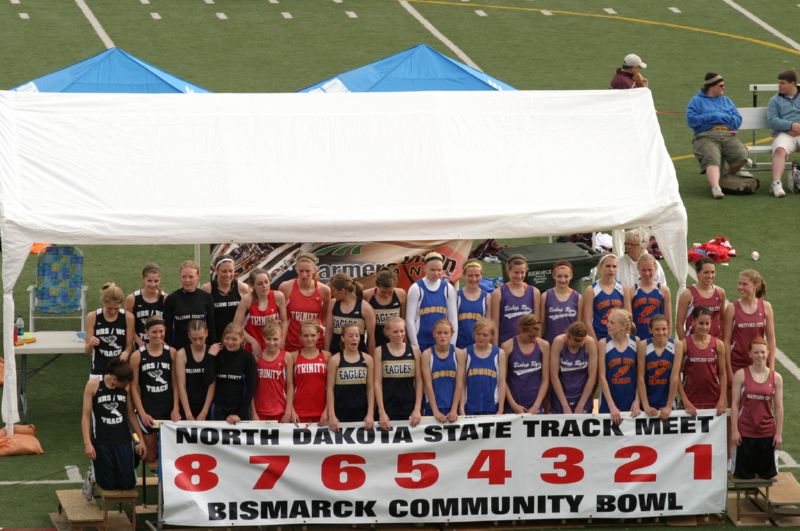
771,180,786,198
82,468,95,501
711,186,724,199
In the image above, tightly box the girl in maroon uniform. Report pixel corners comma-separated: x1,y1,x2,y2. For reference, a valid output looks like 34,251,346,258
676,258,726,340
279,252,331,353
234,268,287,355
679,306,727,416
253,321,290,422
731,338,783,480
287,320,330,424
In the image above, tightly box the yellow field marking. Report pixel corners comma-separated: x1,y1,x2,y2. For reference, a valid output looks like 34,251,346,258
404,0,800,57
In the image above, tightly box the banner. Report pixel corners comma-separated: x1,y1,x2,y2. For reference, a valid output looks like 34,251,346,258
161,413,727,526
210,240,473,289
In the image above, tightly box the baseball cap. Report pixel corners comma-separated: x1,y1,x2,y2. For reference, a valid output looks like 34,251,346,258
623,54,647,69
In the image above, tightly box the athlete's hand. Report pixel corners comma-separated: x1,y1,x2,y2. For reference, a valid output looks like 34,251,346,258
85,442,96,460
685,401,698,417
250,341,263,357
379,412,391,431
561,402,573,414
511,403,527,414
329,416,340,432
630,403,642,418
446,408,458,423
659,406,672,420
409,408,421,427
170,408,181,422
364,416,374,430
774,433,783,449
715,400,726,417
208,343,223,356
732,430,742,446
610,406,622,425
137,443,147,459
141,412,156,428
225,414,241,425
645,406,658,417
433,410,447,423
86,335,100,347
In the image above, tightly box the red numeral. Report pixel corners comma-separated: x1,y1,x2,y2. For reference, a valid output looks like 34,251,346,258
321,454,366,491
540,446,585,484
614,445,657,483
685,444,712,480
467,449,512,485
395,452,439,489
249,455,290,489
174,453,219,492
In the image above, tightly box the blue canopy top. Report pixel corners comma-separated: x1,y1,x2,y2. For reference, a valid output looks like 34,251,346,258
299,44,515,93
12,47,209,93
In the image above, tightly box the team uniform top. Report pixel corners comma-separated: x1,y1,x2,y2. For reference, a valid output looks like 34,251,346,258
254,351,287,420
137,344,174,419
599,337,637,413
243,291,279,353
210,279,242,345
285,280,325,352
464,345,500,415
372,291,402,350
410,278,451,352
330,298,368,355
333,353,369,423
591,281,624,339
424,345,458,415
213,347,256,420
684,285,723,338
738,368,776,438
183,346,216,417
132,289,166,342
643,338,675,409
91,309,129,376
730,299,767,374
456,288,488,349
498,284,536,343
380,344,417,420
683,335,721,409
506,337,543,411
164,288,216,351
293,351,328,421
542,288,580,344
550,340,591,414
632,284,665,340
91,378,131,443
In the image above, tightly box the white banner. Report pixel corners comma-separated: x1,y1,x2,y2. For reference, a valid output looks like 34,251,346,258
160,413,727,526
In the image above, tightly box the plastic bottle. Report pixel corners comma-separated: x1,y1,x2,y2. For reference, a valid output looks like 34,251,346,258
16,316,24,339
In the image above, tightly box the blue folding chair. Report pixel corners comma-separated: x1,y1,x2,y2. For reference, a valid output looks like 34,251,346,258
26,245,87,332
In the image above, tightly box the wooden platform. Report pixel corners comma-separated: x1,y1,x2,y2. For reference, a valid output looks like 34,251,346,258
751,472,800,527
56,489,105,530
49,510,131,531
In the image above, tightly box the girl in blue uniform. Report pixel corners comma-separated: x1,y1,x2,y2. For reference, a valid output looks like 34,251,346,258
598,309,640,424
421,319,466,423
463,319,507,415
637,314,683,419
456,262,489,348
583,254,625,341
407,252,458,352
629,254,672,341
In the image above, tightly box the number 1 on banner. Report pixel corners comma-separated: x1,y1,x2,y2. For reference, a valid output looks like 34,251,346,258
467,449,512,485
250,455,290,489
685,444,713,480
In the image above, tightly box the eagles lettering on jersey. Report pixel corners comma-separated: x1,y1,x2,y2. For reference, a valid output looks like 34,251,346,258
383,360,414,378
332,316,363,333
336,367,367,384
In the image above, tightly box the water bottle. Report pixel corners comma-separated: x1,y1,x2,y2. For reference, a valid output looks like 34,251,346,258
16,316,24,339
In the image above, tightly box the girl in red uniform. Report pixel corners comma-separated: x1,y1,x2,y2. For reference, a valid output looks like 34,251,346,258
235,268,287,355
675,258,726,340
679,306,727,416
731,338,783,480
287,320,330,424
723,269,776,383
327,323,375,432
253,321,290,422
279,252,331,353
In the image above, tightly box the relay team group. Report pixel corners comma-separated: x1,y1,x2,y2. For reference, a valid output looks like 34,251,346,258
80,234,783,495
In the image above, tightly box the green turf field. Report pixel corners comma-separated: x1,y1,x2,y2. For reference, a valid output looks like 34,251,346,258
1,0,799,527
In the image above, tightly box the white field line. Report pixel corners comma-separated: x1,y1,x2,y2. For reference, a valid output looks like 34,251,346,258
475,9,486,16
281,11,292,19
541,10,552,16
776,348,800,381
19,12,28,19
216,12,227,19
723,0,800,50
603,8,617,14
668,7,681,13
0,465,83,486
345,10,357,18
151,12,161,20
779,450,799,468
398,0,481,70
74,0,114,48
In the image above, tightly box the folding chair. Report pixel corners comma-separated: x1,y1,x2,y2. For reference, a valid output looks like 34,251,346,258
27,245,88,332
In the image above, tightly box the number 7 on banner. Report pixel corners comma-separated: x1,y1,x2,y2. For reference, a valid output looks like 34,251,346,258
249,456,290,489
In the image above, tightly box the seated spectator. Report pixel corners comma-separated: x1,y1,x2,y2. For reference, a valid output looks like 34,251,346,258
767,69,800,197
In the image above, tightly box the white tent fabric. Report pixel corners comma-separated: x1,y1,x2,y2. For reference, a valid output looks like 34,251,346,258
0,89,687,425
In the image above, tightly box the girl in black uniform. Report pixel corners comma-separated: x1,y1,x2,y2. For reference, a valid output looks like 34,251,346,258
327,323,374,432
364,267,407,352
374,316,422,429
81,359,145,497
176,320,219,420
325,272,376,356
200,255,251,347
85,283,136,377
212,323,257,424
125,263,167,348
129,317,179,464
164,260,216,352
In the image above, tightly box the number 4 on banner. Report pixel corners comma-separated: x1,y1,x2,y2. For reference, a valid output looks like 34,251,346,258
467,449,512,485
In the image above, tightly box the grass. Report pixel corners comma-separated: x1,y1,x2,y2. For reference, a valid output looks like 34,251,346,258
2,0,800,527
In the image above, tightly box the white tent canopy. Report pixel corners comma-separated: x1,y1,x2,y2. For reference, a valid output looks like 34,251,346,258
0,89,687,425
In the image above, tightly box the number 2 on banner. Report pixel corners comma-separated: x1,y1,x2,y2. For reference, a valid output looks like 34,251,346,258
467,449,512,485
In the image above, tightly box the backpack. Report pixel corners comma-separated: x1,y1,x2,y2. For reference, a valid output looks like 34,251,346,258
719,173,759,194
789,162,800,193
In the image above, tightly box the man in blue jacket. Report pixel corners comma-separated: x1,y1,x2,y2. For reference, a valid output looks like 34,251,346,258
686,73,749,199
767,69,800,197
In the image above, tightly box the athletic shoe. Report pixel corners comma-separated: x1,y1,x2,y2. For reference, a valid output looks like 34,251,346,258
771,180,786,198
82,468,95,501
710,186,724,199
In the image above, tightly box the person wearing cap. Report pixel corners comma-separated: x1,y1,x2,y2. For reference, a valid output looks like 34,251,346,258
609,54,648,89
766,69,800,197
686,72,749,199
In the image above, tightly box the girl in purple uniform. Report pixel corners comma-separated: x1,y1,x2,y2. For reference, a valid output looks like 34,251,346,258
501,314,549,414
492,254,541,344
549,322,597,414
540,262,582,344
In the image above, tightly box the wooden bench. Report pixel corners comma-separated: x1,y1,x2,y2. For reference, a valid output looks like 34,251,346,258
751,472,800,527
54,489,105,530
727,476,773,526
99,488,138,531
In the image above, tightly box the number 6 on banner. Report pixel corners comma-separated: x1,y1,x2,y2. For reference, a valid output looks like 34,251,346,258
321,454,367,491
